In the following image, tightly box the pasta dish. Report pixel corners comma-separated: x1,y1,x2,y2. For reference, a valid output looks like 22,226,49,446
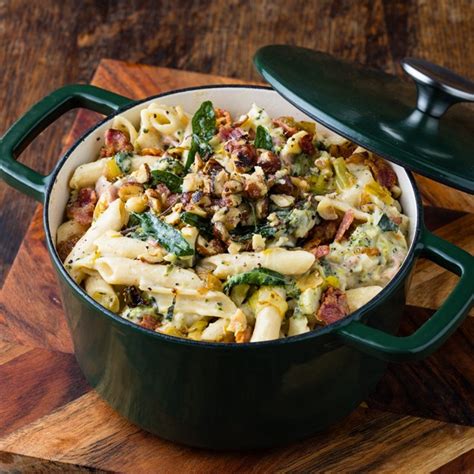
57,101,409,343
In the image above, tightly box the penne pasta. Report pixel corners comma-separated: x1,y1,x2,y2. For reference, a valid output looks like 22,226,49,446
85,272,120,312
200,248,315,278
95,256,203,289
57,100,409,343
65,199,128,282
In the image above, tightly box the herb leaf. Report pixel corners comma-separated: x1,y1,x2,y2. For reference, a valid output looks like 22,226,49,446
223,267,300,298
254,125,273,151
224,268,287,294
130,211,194,256
378,213,398,232
114,151,132,173
230,223,277,242
184,101,216,171
180,212,213,238
151,169,183,193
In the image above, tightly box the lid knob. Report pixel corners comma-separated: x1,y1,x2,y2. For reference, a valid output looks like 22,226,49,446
401,58,474,118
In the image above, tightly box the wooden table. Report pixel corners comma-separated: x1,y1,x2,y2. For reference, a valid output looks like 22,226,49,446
1,1,474,471
0,58,473,473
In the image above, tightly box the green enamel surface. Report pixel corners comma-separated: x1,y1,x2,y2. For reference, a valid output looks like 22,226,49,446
254,45,474,194
337,230,474,362
54,252,407,448
0,84,132,202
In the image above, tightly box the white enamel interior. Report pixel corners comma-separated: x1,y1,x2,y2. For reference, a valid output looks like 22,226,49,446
48,87,418,250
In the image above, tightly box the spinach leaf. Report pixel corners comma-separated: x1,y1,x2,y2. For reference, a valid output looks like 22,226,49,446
130,211,194,256
230,223,277,242
114,151,132,173
180,212,213,238
154,157,185,176
223,267,300,298
223,268,287,294
378,213,398,232
151,169,183,193
254,125,273,151
184,101,216,171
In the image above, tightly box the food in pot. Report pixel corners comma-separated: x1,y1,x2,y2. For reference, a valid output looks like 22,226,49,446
57,101,409,343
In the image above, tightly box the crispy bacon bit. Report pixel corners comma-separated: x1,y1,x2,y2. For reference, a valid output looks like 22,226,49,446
311,245,330,259
299,134,315,155
270,175,295,195
66,188,97,226
57,236,81,262
99,129,133,157
220,126,246,143
328,142,357,159
215,108,232,129
273,117,298,137
139,314,159,330
346,151,369,164
317,287,349,325
165,193,180,209
155,183,170,201
334,210,354,242
303,220,338,250
231,144,257,173
256,150,281,174
366,156,398,190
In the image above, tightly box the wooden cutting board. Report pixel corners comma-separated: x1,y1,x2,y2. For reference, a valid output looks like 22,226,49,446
0,59,473,473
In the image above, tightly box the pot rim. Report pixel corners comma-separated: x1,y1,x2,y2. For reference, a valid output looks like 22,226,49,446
43,84,423,350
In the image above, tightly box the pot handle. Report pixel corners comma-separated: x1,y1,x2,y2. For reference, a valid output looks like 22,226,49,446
0,84,132,202
336,230,474,362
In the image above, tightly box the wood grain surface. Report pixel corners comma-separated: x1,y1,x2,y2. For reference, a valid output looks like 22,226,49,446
1,0,474,285
0,59,473,472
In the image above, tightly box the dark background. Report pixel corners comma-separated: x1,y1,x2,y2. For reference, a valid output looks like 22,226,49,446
1,0,473,284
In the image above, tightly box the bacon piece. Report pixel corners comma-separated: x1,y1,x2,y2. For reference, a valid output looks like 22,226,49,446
57,235,81,262
256,150,281,174
66,188,97,226
303,220,338,250
99,129,133,157
272,117,298,137
334,210,354,242
366,156,398,190
317,287,349,325
299,133,315,155
311,245,330,259
328,142,357,159
139,314,159,330
219,126,246,142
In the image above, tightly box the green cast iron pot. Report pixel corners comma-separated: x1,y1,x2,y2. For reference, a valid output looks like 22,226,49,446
0,84,473,449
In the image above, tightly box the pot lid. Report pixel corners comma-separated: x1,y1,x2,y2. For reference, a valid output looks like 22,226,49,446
254,45,474,194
